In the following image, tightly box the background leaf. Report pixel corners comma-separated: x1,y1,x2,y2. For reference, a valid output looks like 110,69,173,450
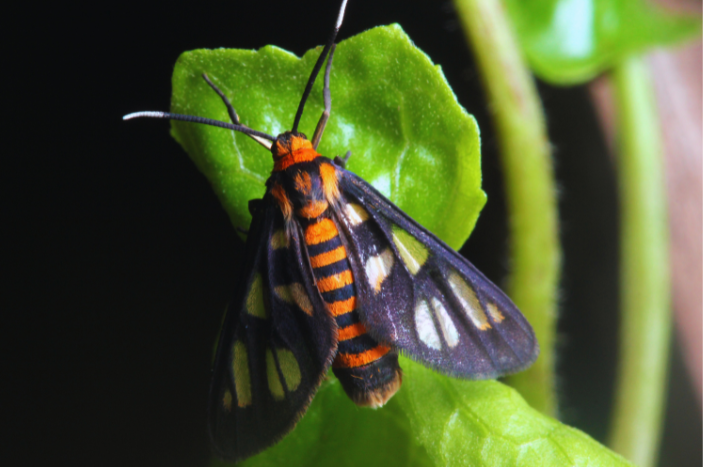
503,0,701,84
169,24,485,251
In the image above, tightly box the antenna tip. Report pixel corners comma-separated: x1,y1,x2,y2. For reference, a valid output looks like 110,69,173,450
335,0,349,29
123,111,167,121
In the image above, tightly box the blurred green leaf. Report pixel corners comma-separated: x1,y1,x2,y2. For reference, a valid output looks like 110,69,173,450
170,25,485,251
503,0,701,84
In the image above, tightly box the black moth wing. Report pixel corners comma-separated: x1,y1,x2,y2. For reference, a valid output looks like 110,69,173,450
333,167,539,379
208,197,338,461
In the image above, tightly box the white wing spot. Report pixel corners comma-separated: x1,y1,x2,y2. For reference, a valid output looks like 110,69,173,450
448,271,491,330
232,341,252,407
487,302,506,323
265,348,285,401
274,283,313,316
415,299,441,350
245,274,267,319
270,229,289,249
392,226,429,275
431,297,460,347
364,248,394,293
344,203,369,226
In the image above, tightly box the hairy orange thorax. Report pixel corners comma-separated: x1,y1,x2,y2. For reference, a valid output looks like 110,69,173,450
272,133,319,172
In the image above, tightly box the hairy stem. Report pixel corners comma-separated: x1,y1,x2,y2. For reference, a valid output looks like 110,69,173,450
608,55,671,467
453,0,560,415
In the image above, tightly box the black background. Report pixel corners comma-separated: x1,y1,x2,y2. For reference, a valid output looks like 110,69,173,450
5,0,700,465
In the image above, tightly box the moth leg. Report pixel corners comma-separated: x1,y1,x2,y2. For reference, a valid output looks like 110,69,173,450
202,73,272,150
311,44,336,150
333,151,352,168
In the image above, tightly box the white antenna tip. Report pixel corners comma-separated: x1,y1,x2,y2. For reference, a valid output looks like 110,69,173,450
123,111,167,121
335,0,349,29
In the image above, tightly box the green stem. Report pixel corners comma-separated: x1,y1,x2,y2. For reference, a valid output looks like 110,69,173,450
453,0,560,415
608,56,671,467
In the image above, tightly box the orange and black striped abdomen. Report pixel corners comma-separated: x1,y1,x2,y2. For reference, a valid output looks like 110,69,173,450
270,151,403,408
304,216,402,407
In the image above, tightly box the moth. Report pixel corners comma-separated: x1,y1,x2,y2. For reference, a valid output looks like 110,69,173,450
125,0,538,461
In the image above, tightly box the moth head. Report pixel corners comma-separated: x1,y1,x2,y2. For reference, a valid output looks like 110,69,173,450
272,131,312,160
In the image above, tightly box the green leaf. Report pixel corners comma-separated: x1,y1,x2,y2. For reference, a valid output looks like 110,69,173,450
399,359,633,466
168,23,631,467
169,24,485,250
211,358,633,467
503,0,701,84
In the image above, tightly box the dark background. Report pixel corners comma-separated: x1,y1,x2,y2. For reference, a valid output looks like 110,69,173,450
5,0,700,465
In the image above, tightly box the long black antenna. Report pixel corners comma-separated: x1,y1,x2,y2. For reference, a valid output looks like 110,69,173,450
122,111,276,141
201,73,273,149
291,0,348,133
310,44,336,149
201,73,242,126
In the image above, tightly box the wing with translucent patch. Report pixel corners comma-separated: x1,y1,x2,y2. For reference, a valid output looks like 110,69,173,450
208,198,337,461
333,168,538,379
